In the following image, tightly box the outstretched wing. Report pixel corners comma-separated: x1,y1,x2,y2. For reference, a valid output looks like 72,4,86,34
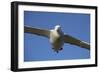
64,34,90,50
24,26,50,38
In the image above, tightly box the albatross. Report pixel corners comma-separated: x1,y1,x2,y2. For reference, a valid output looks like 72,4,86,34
24,25,90,53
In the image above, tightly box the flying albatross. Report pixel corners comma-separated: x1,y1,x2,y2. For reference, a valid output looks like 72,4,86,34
24,25,90,53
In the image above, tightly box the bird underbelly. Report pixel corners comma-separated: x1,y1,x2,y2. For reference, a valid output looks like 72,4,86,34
50,30,64,50
52,37,64,49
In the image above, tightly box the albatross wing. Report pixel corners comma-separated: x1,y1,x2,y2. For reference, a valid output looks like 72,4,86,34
24,26,50,38
64,34,90,50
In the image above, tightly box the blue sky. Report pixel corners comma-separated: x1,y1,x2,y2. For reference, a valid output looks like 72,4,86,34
24,11,90,62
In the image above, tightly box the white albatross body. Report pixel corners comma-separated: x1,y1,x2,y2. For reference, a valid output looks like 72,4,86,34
24,25,90,53
50,25,64,53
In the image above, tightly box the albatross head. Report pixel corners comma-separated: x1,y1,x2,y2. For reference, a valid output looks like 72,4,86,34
55,25,61,30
